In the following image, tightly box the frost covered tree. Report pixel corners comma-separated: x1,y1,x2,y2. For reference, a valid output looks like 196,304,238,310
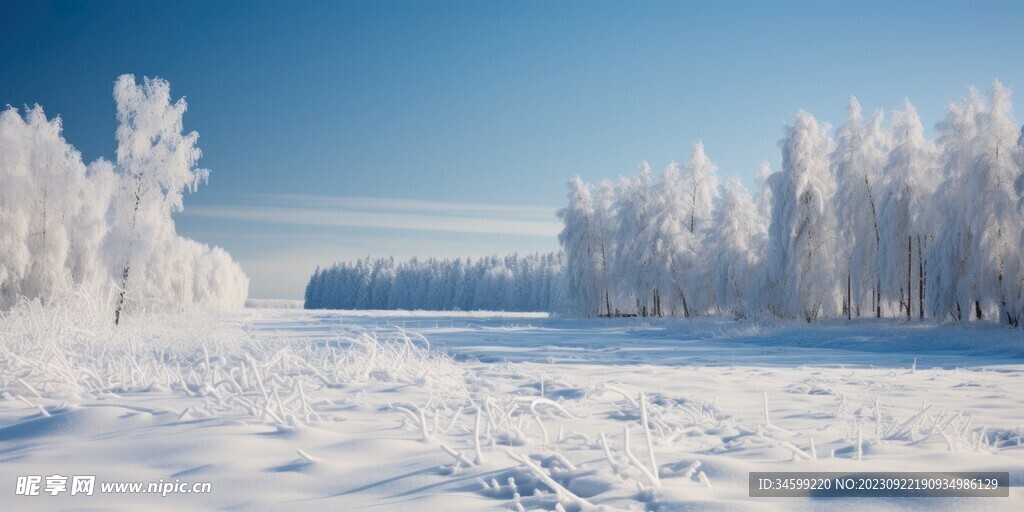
767,111,839,321
928,88,985,321
677,142,721,314
708,177,766,317
557,176,607,316
878,100,937,319
613,163,658,316
592,180,618,314
108,75,210,323
831,98,889,318
648,160,698,316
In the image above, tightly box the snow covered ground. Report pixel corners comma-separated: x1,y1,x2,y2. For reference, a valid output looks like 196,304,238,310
2,305,1022,510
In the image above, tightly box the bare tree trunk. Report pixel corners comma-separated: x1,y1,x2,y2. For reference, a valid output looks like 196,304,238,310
597,236,610,317
918,235,924,320
583,215,597,317
907,236,912,320
846,273,852,320
114,180,143,326
865,174,881,320
35,186,48,300
876,278,881,318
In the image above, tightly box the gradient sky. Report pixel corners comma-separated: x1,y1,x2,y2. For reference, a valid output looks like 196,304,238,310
3,0,1023,298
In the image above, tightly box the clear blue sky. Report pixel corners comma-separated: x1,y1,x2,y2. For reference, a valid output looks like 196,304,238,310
3,0,1023,298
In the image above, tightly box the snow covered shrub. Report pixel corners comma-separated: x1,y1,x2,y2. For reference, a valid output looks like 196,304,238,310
0,287,466,424
0,286,248,400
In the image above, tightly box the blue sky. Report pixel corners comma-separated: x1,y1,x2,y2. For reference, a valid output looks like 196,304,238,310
3,0,1023,298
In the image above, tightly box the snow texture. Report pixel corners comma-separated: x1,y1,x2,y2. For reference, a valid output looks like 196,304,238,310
2,301,1022,510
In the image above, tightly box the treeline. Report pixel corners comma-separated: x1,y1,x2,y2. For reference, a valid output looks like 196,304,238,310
558,81,1024,325
304,253,564,311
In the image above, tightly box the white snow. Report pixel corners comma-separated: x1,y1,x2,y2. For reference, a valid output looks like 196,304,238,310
245,298,305,309
2,304,1022,510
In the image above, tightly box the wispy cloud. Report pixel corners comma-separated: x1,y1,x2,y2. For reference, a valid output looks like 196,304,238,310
183,194,561,237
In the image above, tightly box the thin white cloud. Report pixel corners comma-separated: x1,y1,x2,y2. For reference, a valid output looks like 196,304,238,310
182,194,561,237
247,194,557,218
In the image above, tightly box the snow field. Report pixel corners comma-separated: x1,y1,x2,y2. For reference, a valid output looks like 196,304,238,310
1,306,1022,510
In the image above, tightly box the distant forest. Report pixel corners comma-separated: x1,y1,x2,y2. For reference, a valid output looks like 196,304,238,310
304,253,564,312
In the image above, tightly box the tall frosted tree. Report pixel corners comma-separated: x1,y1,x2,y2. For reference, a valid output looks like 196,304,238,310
767,111,839,321
558,176,606,316
831,98,888,318
878,100,937,319
928,88,984,320
708,177,766,317
613,163,657,315
108,75,210,324
677,142,720,313
593,180,618,314
648,160,698,316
